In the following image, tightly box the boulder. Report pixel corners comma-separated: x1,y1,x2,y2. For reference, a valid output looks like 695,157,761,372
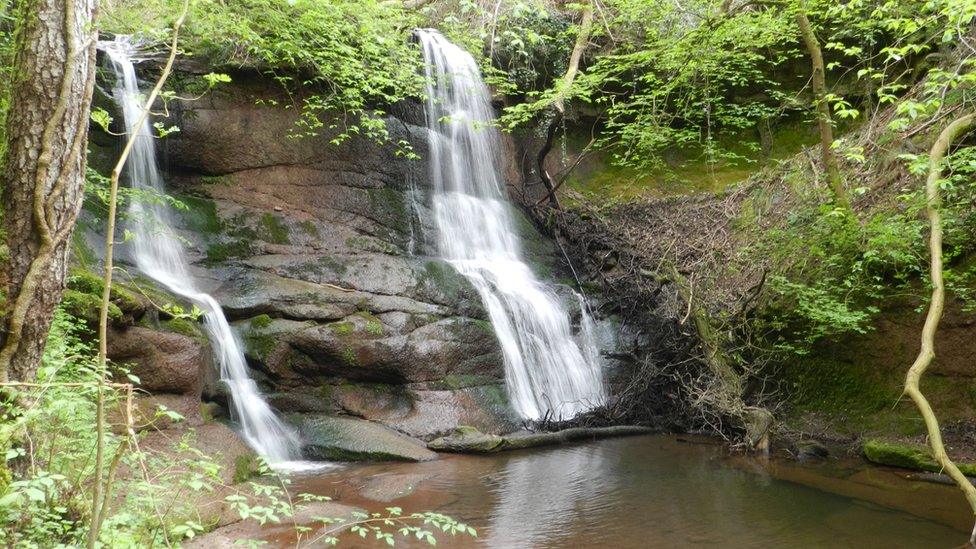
107,325,208,394
795,439,829,462
427,426,505,453
288,414,437,462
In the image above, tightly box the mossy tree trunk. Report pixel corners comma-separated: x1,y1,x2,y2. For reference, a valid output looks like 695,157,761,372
795,3,849,210
0,0,98,383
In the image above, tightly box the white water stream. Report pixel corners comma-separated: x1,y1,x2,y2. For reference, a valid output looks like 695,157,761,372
101,37,302,464
417,30,606,421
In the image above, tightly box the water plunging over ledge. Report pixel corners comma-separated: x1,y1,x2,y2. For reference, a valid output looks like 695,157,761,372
416,30,606,421
100,37,301,464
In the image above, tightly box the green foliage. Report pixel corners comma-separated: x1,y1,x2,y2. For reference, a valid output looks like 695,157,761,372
101,0,425,145
752,194,924,352
459,1,574,94
0,311,109,547
85,168,190,236
1,310,474,546
577,1,796,172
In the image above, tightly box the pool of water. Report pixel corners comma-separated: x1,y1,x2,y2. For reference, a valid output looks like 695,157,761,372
273,435,971,548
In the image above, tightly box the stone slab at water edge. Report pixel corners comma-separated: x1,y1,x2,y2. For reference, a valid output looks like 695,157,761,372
289,414,438,462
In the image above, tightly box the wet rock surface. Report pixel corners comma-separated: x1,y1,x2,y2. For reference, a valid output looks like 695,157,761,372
107,325,208,395
130,71,573,439
289,414,438,462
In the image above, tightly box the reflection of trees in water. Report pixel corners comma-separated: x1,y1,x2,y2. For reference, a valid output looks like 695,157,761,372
477,438,962,548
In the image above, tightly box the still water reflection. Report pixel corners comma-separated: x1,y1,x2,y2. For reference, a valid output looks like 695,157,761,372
288,436,967,548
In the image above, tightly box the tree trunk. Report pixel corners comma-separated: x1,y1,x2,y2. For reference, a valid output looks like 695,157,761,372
0,0,98,382
537,1,593,209
796,6,849,209
904,113,976,544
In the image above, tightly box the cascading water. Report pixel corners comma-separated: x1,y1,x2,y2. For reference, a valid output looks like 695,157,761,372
417,30,606,421
101,37,301,463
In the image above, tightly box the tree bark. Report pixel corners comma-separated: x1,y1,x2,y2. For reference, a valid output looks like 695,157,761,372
0,0,97,382
903,113,976,544
796,6,849,209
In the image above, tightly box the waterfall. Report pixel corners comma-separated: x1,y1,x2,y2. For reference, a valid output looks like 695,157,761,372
100,37,301,463
417,30,606,421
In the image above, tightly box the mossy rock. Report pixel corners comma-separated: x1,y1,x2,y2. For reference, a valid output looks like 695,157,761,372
162,317,205,340
863,439,976,476
783,356,896,418
206,240,253,263
354,311,384,336
61,289,122,324
174,194,223,236
366,187,410,238
199,401,223,423
328,321,355,336
257,213,290,244
249,314,273,329
66,268,143,315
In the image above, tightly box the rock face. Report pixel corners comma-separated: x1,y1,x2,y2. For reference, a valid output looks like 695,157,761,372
289,414,438,462
116,69,579,441
107,325,207,394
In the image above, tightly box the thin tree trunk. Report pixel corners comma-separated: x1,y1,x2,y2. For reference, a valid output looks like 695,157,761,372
0,0,98,383
904,113,976,545
88,2,189,544
795,6,849,209
537,1,593,208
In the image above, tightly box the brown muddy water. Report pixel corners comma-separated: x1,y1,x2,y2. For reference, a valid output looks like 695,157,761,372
262,435,972,548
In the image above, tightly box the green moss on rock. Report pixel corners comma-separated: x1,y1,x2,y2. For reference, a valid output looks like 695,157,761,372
175,194,223,236
354,311,384,336
257,213,290,244
250,314,273,329
298,220,320,237
784,356,896,418
61,289,122,324
863,439,976,476
329,321,354,336
162,317,204,339
206,240,253,263
66,268,143,314
365,319,383,336
367,187,409,237
340,347,358,367
199,401,222,423
471,318,494,336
